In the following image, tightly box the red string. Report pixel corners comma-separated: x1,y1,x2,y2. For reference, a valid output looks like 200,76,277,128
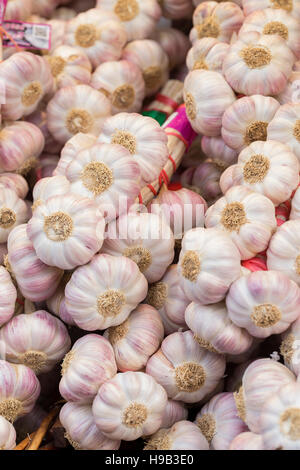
159,169,169,187
165,131,189,149
138,193,143,205
16,298,24,307
147,184,157,196
155,94,179,111
168,154,176,172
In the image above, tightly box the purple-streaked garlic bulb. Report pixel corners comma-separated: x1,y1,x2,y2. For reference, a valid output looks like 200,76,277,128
291,187,300,220
195,392,247,449
122,40,169,97
64,143,141,222
146,330,226,404
64,8,127,68
96,0,161,40
60,402,120,450
0,266,16,328
7,224,63,302
222,95,280,153
0,186,28,244
223,32,294,96
186,38,229,73
0,416,16,450
239,8,300,59
227,271,300,339
180,162,223,205
98,112,168,184
161,400,188,429
222,141,300,206
184,70,236,136
104,304,164,372
4,0,32,21
60,334,117,404
46,271,76,326
178,227,241,304
0,52,53,121
276,69,300,104
152,28,190,70
145,420,209,450
0,360,40,422
46,84,111,144
65,254,148,330
31,0,59,17
185,302,253,356
54,133,97,176
0,174,28,201
205,186,277,260
229,432,265,450
201,136,238,169
280,316,300,376
158,0,193,19
26,109,62,156
92,371,168,441
268,103,300,162
91,60,145,114
190,1,244,44
102,212,174,283
46,45,92,91
0,121,45,174
32,176,71,210
243,0,300,19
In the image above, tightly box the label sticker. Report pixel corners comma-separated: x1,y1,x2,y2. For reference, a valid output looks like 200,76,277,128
2,20,51,50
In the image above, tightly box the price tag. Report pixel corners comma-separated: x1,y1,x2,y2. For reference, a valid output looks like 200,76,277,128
2,20,51,50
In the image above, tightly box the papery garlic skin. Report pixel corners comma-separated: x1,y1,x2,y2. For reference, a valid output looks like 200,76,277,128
185,302,253,356
222,95,280,153
229,431,265,450
0,52,53,120
92,371,167,441
276,70,300,104
59,334,117,404
223,32,294,96
32,176,71,209
186,38,229,73
65,254,148,331
102,212,174,283
27,193,105,270
0,266,17,328
47,84,111,144
91,60,145,114
64,8,127,68
180,162,223,205
54,133,97,176
104,304,164,372
5,0,32,21
243,0,300,19
160,400,188,429
122,40,169,97
146,330,226,404
178,227,241,304
195,392,247,450
190,1,244,44
201,136,238,169
0,416,16,450
7,224,63,302
152,28,190,70
0,186,28,244
280,316,300,376
0,174,28,201
205,186,277,260
184,70,236,136
268,104,300,163
0,311,71,375
0,360,40,423
145,420,209,450
60,402,120,450
227,270,300,339
98,112,168,184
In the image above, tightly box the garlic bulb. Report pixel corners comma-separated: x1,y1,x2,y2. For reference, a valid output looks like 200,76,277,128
201,136,238,169
193,0,243,5
102,212,174,283
146,330,226,403
104,304,164,372
190,1,244,44
291,187,300,220
7,224,63,302
60,402,120,450
46,272,76,326
205,186,277,260
43,19,66,54
0,266,16,328
186,38,229,73
239,8,300,59
161,400,188,429
54,133,97,176
268,103,300,163
243,0,300,19
145,265,189,335
222,140,300,206
32,176,71,210
229,432,265,450
31,0,58,17
122,40,169,97
222,95,280,153
280,316,300,376
65,143,141,221
0,121,45,174
0,52,53,121
185,302,253,356
0,245,8,266
92,371,167,441
60,334,117,403
184,70,236,136
0,174,28,201
227,270,300,339
64,8,127,68
152,28,190,70
0,416,16,450
0,311,71,375
25,109,62,156
91,60,145,114
178,227,241,304
65,254,148,330
27,193,105,270
46,45,92,92
53,7,77,20
180,162,223,205
0,360,40,423
158,0,193,19
98,112,168,183
96,0,161,40
223,32,294,96
47,84,111,144
195,392,247,450
145,420,209,450
4,0,32,21
0,186,28,244
235,359,296,434
276,70,300,104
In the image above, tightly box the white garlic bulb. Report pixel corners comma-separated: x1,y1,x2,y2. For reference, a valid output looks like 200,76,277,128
145,420,209,450
32,176,71,211
0,174,28,200
229,431,265,450
0,416,16,450
0,186,29,244
0,266,17,328
268,103,300,162
46,272,76,326
291,186,300,220
276,70,300,104
201,136,238,170
54,133,97,176
186,37,229,73
280,316,300,376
